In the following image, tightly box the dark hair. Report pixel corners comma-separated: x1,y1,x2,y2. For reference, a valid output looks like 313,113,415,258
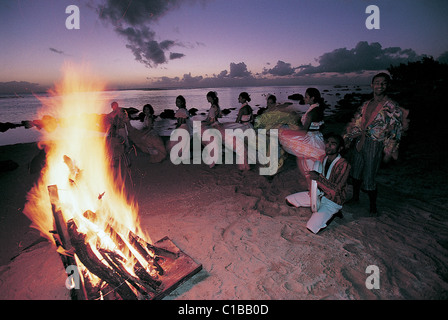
305,87,322,103
306,87,326,111
372,72,391,83
324,132,344,150
207,91,219,106
176,95,186,107
239,92,251,102
267,94,277,103
143,104,154,115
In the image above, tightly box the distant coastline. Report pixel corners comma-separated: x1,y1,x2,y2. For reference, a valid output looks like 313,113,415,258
0,78,373,96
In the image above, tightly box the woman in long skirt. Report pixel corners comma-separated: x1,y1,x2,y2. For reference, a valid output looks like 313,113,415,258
222,92,254,171
279,88,326,187
201,91,223,168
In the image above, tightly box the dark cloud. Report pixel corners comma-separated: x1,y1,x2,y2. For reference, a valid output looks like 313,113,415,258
149,62,257,88
169,52,185,60
217,70,228,78
263,60,296,76
97,0,200,67
98,0,183,25
146,42,431,89
182,72,203,84
229,62,253,78
117,26,166,65
49,47,67,55
298,41,425,75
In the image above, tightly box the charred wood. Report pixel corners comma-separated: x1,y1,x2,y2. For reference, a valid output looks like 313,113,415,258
128,231,164,275
67,219,137,300
129,230,179,259
98,249,153,299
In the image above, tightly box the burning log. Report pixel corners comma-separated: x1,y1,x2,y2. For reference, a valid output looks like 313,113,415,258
77,210,165,297
63,155,81,184
129,230,179,260
102,221,163,289
48,185,86,300
48,185,73,253
128,231,164,275
67,219,138,300
133,261,161,291
82,208,176,276
98,249,157,298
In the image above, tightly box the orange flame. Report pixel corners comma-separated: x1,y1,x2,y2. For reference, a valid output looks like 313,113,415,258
23,62,146,246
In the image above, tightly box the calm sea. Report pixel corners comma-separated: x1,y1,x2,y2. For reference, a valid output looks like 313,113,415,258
0,85,369,146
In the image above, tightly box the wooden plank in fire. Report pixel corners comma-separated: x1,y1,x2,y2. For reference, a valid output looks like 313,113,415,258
48,184,87,300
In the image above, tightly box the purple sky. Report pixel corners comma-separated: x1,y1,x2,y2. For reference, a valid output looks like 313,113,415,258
1,0,447,92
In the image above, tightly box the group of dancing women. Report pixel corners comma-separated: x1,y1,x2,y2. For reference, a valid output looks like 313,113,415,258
162,89,327,174
107,72,407,234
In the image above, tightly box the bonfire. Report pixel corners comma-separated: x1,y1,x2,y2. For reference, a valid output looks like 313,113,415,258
22,63,201,300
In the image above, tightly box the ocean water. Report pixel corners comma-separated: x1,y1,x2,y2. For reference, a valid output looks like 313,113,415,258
0,85,369,146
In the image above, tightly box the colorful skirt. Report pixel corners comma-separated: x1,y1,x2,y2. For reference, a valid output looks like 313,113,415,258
279,129,325,161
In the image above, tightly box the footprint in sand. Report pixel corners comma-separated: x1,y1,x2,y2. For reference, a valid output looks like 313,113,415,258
284,281,304,292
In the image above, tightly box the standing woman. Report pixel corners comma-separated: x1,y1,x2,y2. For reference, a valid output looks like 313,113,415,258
166,95,193,158
235,92,254,127
174,95,192,132
202,91,223,168
203,91,222,127
279,88,326,186
222,92,254,171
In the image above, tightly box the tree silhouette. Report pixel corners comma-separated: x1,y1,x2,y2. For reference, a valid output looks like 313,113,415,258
387,57,448,163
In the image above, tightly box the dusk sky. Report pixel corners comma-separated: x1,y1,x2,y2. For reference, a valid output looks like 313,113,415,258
1,0,448,92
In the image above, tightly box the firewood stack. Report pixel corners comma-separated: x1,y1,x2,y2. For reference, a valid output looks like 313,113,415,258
48,185,202,300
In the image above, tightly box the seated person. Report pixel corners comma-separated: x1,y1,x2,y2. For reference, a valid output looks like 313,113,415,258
285,133,350,234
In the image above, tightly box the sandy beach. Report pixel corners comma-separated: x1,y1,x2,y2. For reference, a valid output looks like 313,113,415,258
0,122,447,300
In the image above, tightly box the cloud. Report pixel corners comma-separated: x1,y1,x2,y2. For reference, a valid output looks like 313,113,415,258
182,72,203,84
49,47,67,55
145,42,431,89
148,61,257,88
263,60,296,76
298,41,425,75
229,62,253,78
97,0,202,67
169,52,185,60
